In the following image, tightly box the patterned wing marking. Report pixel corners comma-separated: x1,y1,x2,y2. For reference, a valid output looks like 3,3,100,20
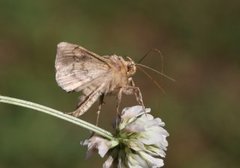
55,42,111,92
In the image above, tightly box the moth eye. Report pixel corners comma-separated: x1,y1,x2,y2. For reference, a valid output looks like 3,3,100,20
127,64,133,72
127,64,131,71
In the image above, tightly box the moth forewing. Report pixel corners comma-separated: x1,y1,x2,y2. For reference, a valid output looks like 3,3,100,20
55,42,111,92
55,42,145,122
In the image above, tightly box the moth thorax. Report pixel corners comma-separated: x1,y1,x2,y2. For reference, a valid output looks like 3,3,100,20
126,57,136,77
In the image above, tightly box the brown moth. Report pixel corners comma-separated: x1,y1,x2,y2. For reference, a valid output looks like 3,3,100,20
55,42,144,123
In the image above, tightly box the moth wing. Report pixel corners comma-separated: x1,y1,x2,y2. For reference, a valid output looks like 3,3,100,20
55,42,111,92
72,82,107,117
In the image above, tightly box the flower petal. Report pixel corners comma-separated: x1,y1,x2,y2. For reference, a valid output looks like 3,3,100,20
81,136,117,158
103,156,114,168
121,106,151,119
139,151,164,167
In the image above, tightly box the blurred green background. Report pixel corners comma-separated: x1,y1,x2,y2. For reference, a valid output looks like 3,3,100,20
0,0,240,167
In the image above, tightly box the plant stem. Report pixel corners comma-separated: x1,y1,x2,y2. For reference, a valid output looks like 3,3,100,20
0,95,114,140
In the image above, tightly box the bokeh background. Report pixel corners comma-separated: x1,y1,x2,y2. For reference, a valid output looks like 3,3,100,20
0,0,240,168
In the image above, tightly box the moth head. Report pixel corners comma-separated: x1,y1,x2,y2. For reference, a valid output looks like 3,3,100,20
126,56,136,76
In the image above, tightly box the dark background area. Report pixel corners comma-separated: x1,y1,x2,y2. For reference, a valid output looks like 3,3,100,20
0,0,240,167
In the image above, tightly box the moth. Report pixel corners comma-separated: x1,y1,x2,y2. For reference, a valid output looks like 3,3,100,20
55,42,145,123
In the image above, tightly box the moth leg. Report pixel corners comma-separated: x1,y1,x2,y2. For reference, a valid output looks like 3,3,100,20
129,78,144,107
116,88,123,115
68,85,104,117
123,79,145,112
96,94,104,126
68,95,90,117
126,86,144,107
129,78,139,101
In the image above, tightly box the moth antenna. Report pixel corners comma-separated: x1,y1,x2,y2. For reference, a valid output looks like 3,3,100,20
136,63,176,82
137,49,151,63
137,66,166,94
137,48,164,73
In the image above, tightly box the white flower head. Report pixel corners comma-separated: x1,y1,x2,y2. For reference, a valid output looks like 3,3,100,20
82,105,169,168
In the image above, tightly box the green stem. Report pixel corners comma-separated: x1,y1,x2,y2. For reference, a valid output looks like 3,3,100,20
0,95,114,140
